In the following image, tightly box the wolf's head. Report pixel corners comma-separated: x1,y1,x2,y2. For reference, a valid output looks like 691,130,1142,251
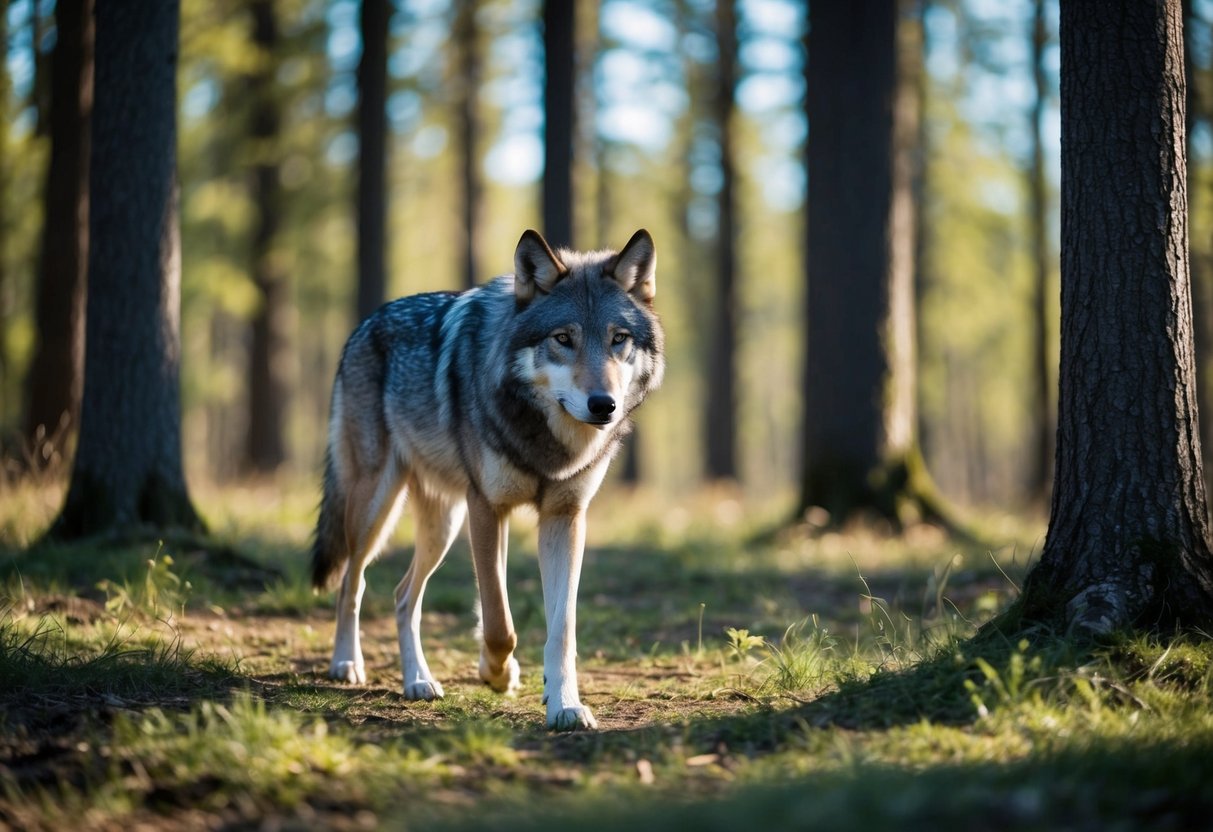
508,229,665,434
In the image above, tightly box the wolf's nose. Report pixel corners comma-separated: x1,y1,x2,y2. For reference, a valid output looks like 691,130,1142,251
587,394,617,418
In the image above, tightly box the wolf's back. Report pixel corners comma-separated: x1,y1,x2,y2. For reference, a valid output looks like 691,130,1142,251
309,291,471,590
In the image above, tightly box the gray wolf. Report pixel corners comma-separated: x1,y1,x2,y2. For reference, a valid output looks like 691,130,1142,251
310,229,664,730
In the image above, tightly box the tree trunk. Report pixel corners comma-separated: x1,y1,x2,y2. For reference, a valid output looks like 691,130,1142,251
244,0,290,475
1026,0,1053,506
23,0,93,466
50,0,202,541
542,0,575,249
703,0,738,482
798,0,943,526
1016,0,1213,634
455,0,482,290
356,0,389,322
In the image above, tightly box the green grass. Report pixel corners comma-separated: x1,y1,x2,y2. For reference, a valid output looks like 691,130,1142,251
5,478,1213,829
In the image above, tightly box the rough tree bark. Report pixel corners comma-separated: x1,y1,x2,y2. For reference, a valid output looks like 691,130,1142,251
542,0,575,249
356,0,389,322
1016,0,1213,634
50,0,202,540
23,0,93,464
798,0,946,527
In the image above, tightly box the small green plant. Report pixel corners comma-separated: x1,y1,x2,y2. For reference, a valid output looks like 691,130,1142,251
97,543,191,621
724,626,766,661
964,638,1045,718
762,615,842,694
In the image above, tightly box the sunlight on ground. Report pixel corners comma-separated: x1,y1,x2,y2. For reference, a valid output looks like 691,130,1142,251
11,475,1206,832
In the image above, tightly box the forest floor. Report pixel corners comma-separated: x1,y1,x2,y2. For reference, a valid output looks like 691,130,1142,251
3,477,1213,830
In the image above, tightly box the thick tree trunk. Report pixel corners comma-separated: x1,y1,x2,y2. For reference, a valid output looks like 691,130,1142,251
542,0,575,249
23,0,93,464
798,0,942,526
455,0,482,290
1017,0,1213,634
244,0,289,475
51,0,202,540
356,0,389,322
705,0,738,481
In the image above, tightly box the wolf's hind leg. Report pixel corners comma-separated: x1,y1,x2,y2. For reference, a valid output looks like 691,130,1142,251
395,484,466,700
330,454,407,684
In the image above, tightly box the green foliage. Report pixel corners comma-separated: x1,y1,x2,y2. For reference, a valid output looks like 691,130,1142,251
109,693,378,810
0,615,234,706
723,626,766,661
2,484,1213,829
760,616,843,694
964,638,1044,717
0,0,1075,507
96,546,192,621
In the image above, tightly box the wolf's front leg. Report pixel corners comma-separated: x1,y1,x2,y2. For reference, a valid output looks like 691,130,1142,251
537,510,597,731
468,490,521,695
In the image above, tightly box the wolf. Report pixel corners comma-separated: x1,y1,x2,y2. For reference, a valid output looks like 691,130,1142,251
310,228,664,731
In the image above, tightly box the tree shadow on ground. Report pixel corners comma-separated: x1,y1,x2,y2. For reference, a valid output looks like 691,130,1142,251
452,737,1213,832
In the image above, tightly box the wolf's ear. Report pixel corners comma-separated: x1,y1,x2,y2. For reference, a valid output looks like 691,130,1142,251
609,229,656,303
514,229,568,305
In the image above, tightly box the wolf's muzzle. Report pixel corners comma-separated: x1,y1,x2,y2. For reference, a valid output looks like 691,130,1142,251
586,394,617,421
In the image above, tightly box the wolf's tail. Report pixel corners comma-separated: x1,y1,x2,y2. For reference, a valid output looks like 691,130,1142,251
311,449,348,591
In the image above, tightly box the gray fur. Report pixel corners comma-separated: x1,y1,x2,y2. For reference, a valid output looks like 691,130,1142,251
309,229,663,729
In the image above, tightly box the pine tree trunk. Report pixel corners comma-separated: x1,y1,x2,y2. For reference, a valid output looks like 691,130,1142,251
455,0,482,291
356,0,389,322
542,0,575,249
50,0,202,541
798,0,940,526
705,0,738,482
244,0,289,475
1017,0,1213,634
23,0,93,464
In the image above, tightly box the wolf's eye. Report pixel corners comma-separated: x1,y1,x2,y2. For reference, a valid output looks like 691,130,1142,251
611,332,631,346
553,332,573,347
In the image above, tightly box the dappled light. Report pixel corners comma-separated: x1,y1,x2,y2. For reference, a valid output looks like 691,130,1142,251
5,0,1213,827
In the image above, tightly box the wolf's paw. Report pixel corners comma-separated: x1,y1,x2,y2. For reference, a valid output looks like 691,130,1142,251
403,679,445,700
547,704,598,732
329,659,366,685
479,654,521,695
